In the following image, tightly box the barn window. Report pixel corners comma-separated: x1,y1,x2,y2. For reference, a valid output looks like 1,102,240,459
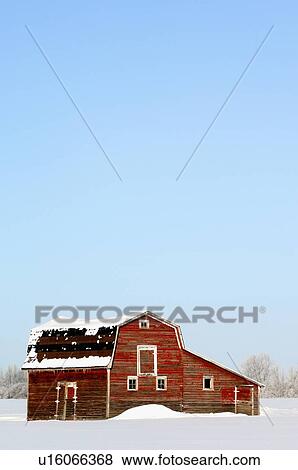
137,345,157,376
139,319,149,329
203,376,214,390
156,376,167,391
127,376,138,391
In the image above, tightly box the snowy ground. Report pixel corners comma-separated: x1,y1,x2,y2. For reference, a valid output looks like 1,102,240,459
0,399,297,449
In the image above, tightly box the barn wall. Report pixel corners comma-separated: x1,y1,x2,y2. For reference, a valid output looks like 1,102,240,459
182,351,260,415
27,369,107,420
109,316,183,417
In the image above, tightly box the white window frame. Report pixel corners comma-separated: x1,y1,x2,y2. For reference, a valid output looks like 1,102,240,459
55,381,78,420
137,345,157,376
156,376,167,391
56,381,78,401
139,319,150,329
127,376,138,391
203,375,214,390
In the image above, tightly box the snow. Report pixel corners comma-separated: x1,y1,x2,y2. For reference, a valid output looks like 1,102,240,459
0,400,26,422
112,404,184,420
29,314,137,337
0,398,297,449
112,404,247,420
23,355,111,369
260,398,298,416
25,320,113,351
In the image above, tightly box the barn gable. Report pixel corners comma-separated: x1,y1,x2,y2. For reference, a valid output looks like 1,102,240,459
108,312,184,417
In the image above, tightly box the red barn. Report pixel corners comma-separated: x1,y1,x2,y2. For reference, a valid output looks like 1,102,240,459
22,312,262,420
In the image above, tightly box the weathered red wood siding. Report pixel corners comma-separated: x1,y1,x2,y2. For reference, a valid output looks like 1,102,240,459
182,350,259,415
27,369,107,420
109,316,183,417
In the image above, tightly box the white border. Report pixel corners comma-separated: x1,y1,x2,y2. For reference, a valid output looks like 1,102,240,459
137,345,157,376
156,376,167,391
127,376,138,391
202,375,214,390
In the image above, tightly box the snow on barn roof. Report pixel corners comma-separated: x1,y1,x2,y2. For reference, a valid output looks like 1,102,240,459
22,315,131,370
31,315,131,334
23,355,112,369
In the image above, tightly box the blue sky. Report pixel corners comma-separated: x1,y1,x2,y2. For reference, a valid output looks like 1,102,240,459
0,1,297,369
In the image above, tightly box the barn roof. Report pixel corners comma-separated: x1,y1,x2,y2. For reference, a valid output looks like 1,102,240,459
22,313,142,370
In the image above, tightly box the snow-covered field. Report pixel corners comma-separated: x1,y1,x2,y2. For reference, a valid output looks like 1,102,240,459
0,399,297,449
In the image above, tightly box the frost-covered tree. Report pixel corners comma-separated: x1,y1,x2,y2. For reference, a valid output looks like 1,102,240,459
241,353,274,388
267,365,287,398
286,368,298,398
242,354,298,398
0,365,27,398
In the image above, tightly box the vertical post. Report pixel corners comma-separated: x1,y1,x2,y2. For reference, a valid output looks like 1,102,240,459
234,386,238,414
251,386,254,416
73,383,78,420
55,382,61,419
62,384,67,421
106,369,110,419
26,371,29,421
